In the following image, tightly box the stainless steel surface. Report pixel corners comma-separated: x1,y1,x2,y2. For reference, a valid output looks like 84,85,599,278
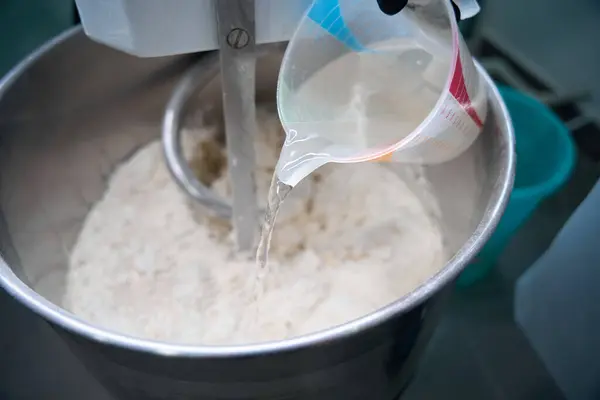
162,51,232,219
0,28,514,400
216,0,259,251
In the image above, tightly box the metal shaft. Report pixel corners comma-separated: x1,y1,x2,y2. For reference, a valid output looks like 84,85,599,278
215,0,259,252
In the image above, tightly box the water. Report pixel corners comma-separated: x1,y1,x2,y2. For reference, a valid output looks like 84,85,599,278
256,175,293,270
251,174,292,322
276,42,446,187
256,44,441,266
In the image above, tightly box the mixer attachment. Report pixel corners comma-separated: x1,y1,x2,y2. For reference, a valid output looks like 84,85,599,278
163,0,260,252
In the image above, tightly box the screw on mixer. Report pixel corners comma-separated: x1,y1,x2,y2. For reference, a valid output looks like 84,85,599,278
227,28,251,49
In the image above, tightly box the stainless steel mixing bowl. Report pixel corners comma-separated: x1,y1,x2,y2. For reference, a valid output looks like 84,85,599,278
0,28,514,400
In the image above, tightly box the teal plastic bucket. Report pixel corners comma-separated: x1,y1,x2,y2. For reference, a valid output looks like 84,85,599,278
458,86,577,286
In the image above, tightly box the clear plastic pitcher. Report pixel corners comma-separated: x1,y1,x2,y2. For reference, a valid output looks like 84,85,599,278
276,0,486,186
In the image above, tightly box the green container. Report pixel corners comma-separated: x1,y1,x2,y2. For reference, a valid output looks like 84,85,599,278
458,86,577,286
0,0,74,76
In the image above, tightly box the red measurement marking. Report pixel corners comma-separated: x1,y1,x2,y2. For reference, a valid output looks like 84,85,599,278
449,52,484,128
441,103,468,133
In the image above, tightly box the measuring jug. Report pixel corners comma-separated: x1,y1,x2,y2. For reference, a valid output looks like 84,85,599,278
276,0,486,186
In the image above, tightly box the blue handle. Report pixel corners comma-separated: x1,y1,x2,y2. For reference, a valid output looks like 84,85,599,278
307,0,365,50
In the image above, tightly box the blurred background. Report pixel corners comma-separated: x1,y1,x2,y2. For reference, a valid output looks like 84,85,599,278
1,0,599,399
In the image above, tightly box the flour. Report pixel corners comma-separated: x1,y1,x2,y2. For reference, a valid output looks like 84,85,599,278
63,106,446,345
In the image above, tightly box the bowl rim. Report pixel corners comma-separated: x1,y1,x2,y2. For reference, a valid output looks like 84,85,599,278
0,27,515,358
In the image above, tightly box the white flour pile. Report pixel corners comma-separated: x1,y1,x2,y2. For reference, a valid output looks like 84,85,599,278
63,106,446,345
